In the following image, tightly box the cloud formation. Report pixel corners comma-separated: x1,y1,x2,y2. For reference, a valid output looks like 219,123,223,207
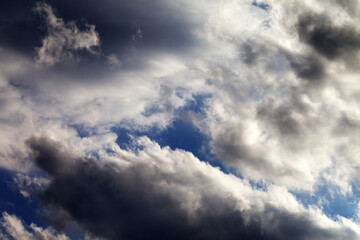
24,136,360,240
1,0,360,239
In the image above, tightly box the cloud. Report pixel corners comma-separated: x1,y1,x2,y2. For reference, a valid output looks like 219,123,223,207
1,1,360,239
34,2,100,67
25,135,360,240
106,54,121,68
131,22,143,43
286,54,325,82
0,212,69,240
296,12,360,60
190,0,360,192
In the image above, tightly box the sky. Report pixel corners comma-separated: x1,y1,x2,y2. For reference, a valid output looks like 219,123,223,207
1,0,360,239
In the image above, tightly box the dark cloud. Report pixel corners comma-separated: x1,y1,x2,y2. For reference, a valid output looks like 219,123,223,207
286,54,324,81
240,43,258,65
238,41,325,82
26,136,358,240
259,206,356,240
26,136,74,176
297,13,360,60
27,136,267,240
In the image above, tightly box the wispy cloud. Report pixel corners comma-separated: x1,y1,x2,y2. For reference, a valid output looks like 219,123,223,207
34,2,100,67
0,212,69,240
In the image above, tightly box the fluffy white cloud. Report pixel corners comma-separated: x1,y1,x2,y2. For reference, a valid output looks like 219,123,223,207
182,0,360,193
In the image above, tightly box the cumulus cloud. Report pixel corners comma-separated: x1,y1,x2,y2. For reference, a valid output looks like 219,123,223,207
34,2,100,66
24,135,360,240
192,0,360,192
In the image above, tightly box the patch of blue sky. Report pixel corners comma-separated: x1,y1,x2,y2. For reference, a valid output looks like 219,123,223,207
141,92,212,118
113,92,243,176
116,93,211,154
69,123,95,138
251,1,271,28
141,105,163,117
252,1,270,11
176,93,212,114
114,119,248,182
292,184,360,220
0,169,92,239
0,168,46,228
114,119,211,160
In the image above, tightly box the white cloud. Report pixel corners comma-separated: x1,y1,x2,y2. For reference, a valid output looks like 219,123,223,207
34,2,100,67
0,212,69,240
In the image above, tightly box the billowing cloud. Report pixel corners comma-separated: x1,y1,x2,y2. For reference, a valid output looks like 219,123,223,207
24,136,360,240
1,0,360,239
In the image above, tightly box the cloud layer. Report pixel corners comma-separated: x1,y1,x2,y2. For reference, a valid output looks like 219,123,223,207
0,0,360,239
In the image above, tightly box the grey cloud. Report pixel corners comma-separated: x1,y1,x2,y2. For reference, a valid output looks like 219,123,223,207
238,40,325,82
257,102,301,137
26,136,75,177
286,54,325,82
28,137,265,240
240,43,258,65
212,123,266,169
210,121,302,181
333,114,360,136
335,0,360,16
26,136,360,240
297,13,360,60
259,206,356,240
